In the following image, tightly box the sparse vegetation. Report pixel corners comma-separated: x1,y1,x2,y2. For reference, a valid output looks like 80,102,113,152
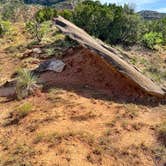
124,104,139,119
33,130,95,147
153,146,166,164
2,102,33,126
70,111,97,121
0,142,35,166
16,102,33,118
158,122,166,146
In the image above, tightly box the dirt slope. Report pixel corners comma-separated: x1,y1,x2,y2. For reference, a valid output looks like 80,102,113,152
40,46,165,104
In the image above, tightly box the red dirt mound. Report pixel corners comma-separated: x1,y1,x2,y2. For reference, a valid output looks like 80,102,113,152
39,46,154,102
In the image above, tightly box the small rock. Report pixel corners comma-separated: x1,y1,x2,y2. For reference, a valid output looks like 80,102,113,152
32,48,42,54
35,59,65,73
22,50,33,59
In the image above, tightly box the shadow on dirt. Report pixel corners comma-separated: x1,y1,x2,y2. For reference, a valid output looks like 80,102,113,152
42,82,166,107
0,79,165,106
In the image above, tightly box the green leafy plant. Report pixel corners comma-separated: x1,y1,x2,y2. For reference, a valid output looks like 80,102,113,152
142,32,163,49
16,68,38,100
0,20,11,36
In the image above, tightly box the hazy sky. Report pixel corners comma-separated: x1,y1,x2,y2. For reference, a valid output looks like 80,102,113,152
99,0,166,12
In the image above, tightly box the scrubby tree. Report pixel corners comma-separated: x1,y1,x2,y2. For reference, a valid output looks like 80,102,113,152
72,1,114,40
108,4,142,45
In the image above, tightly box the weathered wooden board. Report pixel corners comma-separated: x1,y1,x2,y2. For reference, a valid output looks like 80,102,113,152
54,16,165,97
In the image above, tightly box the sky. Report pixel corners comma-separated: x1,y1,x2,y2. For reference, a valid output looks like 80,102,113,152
99,0,166,12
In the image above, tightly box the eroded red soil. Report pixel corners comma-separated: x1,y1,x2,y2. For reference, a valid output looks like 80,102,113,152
40,46,161,104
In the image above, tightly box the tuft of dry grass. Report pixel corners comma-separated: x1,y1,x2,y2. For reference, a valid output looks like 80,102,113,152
16,102,33,118
152,146,166,164
124,104,139,119
105,120,117,127
70,111,97,121
158,121,166,146
2,102,33,126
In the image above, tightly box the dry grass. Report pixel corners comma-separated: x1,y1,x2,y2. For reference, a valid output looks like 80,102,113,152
0,144,35,166
152,146,166,164
2,102,33,126
70,111,97,121
124,104,139,119
158,121,166,146
33,130,95,146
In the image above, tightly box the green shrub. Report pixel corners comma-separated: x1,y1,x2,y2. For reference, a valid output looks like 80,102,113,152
0,20,11,36
16,68,38,100
58,9,73,21
26,21,51,42
35,7,57,23
142,32,163,49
